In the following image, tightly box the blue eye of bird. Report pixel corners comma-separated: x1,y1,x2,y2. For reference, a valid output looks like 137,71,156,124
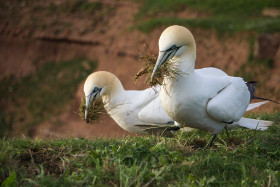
93,87,99,92
170,45,176,49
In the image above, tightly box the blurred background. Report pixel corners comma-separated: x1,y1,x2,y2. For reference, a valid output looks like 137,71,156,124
0,0,279,139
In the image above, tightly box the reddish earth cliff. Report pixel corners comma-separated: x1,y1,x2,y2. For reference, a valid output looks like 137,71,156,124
1,0,279,138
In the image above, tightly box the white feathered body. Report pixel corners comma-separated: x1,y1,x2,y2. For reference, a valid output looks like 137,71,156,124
161,72,251,134
152,25,272,134
103,86,172,133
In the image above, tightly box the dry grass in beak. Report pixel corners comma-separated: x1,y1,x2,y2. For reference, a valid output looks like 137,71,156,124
134,47,183,87
79,97,107,123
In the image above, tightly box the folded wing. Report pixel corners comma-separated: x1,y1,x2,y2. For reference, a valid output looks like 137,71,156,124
207,77,250,123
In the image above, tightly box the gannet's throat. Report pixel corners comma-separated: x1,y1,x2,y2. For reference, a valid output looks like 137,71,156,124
175,46,196,74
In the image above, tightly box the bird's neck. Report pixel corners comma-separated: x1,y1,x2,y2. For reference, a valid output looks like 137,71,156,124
176,45,196,73
162,48,196,90
102,82,125,109
178,57,195,74
168,50,196,78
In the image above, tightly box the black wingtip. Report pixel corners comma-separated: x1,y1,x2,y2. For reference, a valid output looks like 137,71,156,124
253,96,280,104
167,126,180,131
247,81,258,84
135,124,181,132
246,81,279,104
246,81,257,101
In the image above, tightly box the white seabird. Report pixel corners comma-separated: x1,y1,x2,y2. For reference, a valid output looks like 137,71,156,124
83,71,269,136
83,71,177,135
151,25,274,145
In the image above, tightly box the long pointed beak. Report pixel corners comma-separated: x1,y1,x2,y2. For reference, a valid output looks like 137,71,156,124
151,51,165,80
151,48,178,80
85,95,90,122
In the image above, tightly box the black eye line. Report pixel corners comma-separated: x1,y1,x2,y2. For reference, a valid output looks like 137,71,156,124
164,50,174,62
160,45,181,53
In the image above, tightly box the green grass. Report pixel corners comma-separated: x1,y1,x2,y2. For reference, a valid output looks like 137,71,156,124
134,0,280,33
134,17,280,34
48,0,102,14
0,58,96,137
0,113,279,186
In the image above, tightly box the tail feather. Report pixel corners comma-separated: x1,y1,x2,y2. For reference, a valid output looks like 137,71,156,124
236,117,273,131
246,101,269,111
135,123,180,137
136,123,180,131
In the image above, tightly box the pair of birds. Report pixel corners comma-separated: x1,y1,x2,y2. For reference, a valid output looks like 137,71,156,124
83,25,274,145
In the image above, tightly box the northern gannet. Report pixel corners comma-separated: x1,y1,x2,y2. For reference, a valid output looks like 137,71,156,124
83,71,178,135
151,25,274,146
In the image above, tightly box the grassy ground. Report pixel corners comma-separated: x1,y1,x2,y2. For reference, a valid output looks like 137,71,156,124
134,0,280,33
1,113,279,186
0,58,96,137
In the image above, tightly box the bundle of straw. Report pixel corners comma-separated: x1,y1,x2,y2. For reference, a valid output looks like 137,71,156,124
134,47,183,87
79,97,107,123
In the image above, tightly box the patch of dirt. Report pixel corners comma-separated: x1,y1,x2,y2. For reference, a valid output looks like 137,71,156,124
1,0,279,138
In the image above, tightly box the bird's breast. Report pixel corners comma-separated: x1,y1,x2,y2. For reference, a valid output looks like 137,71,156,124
160,84,210,124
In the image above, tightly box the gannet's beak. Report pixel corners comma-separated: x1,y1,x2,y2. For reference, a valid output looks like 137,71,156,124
85,88,102,122
85,95,91,122
151,46,179,80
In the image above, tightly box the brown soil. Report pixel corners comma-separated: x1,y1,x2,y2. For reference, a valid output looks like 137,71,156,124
1,0,279,138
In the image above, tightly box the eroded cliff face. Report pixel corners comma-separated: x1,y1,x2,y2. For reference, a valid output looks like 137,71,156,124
1,0,279,138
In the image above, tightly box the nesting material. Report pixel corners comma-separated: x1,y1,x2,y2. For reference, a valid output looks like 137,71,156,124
134,47,183,87
79,97,106,123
